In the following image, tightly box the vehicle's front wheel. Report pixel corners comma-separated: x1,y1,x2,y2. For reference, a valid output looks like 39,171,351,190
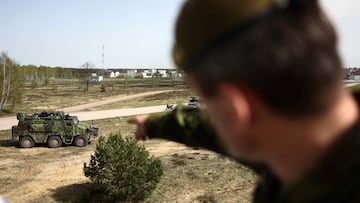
74,135,88,147
47,136,63,148
19,136,35,148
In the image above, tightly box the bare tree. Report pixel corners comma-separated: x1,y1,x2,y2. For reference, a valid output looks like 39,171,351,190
81,62,94,91
0,54,7,110
0,52,24,112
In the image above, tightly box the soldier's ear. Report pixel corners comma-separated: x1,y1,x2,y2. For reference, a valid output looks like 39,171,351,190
216,83,255,132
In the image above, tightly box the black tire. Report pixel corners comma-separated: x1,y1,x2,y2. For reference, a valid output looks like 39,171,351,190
19,136,35,148
47,136,63,148
74,135,88,147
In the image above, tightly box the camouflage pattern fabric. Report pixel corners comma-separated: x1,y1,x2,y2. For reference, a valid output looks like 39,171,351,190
145,105,227,155
145,101,360,203
253,117,360,203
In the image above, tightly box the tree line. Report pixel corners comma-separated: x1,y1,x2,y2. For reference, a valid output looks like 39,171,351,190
22,64,74,81
0,52,86,113
0,52,24,112
0,52,181,112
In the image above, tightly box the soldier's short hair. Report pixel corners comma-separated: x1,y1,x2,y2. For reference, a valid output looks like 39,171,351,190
173,0,343,116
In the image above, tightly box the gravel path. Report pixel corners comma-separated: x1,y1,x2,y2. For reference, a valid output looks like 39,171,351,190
0,90,173,131
58,90,172,113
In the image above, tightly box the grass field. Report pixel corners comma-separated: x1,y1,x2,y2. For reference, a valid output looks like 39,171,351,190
1,78,187,116
0,79,256,203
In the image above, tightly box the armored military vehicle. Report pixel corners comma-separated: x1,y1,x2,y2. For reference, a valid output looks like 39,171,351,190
12,111,99,148
188,96,201,108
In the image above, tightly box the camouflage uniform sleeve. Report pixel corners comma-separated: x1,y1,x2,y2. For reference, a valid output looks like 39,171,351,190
145,105,267,173
144,105,228,155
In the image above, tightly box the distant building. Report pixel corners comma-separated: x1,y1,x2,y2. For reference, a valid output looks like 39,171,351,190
87,73,103,82
142,70,153,78
168,70,182,78
126,70,137,78
98,68,182,79
344,67,360,81
157,70,168,78
110,71,120,78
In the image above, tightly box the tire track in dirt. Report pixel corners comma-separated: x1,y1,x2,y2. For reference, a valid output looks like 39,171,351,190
1,89,189,202
3,150,92,202
2,141,196,202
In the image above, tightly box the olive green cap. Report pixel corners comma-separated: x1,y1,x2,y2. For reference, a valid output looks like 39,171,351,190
173,0,289,69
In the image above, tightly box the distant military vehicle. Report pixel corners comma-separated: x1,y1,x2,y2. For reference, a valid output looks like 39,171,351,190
12,111,99,148
188,96,201,108
165,104,175,111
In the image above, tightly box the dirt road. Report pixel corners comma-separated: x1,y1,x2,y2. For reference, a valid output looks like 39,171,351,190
58,90,173,113
345,82,360,87
0,90,174,131
0,89,187,202
0,89,255,203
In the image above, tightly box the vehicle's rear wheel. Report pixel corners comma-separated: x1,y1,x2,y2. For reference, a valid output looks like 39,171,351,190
74,135,88,147
19,136,35,148
47,136,62,148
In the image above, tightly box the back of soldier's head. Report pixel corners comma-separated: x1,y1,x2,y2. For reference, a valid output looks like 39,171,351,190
173,0,343,116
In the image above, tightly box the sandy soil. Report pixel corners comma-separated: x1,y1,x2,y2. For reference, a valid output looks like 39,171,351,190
1,141,203,203
1,149,92,202
0,90,255,203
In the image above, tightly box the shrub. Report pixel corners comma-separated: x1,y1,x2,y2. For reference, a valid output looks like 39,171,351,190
100,83,106,92
83,134,163,202
44,78,50,85
30,80,38,89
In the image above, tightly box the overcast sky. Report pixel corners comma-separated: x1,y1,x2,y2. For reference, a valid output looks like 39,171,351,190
0,0,359,68
321,0,360,68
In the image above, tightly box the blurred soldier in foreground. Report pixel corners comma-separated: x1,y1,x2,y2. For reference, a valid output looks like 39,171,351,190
129,0,360,202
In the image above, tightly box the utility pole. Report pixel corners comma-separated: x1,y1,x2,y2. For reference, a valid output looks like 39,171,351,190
102,45,105,80
100,45,106,92
86,62,89,91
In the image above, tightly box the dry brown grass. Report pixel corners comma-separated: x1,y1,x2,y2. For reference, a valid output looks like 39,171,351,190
0,81,256,203
1,78,187,116
83,89,196,111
